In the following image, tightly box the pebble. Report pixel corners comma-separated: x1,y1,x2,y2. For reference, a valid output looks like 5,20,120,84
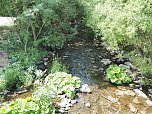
65,107,71,111
85,103,91,108
71,100,77,105
145,100,152,107
57,98,71,108
129,103,137,113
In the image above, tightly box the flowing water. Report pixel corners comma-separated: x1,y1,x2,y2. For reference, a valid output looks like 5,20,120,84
57,39,152,114
58,38,112,87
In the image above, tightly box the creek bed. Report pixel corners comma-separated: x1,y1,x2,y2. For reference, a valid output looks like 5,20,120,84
57,39,152,114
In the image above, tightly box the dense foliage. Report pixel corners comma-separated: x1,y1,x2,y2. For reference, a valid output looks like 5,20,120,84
106,65,132,85
0,49,47,91
4,0,82,52
0,0,36,16
80,0,152,75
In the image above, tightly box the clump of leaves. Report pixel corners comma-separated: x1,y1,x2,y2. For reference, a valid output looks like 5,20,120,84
0,72,81,113
140,78,150,86
45,72,81,99
50,58,68,74
0,97,55,114
0,79,6,92
3,64,25,90
106,64,132,85
34,72,81,99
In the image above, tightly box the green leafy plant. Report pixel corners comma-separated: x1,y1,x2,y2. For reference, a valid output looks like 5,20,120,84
45,72,81,99
50,58,68,74
80,0,152,77
34,72,81,99
0,79,6,92
106,64,132,85
0,97,55,114
0,72,81,113
3,64,25,90
140,78,150,86
3,0,81,52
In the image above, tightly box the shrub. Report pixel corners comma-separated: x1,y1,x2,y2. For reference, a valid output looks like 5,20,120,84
81,0,152,53
49,58,68,74
0,0,36,16
3,64,25,90
128,51,152,76
106,64,132,85
5,0,81,52
0,79,6,92
80,0,152,76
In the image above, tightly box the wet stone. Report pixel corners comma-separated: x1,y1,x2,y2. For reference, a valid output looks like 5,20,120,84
148,89,152,94
124,62,135,69
133,89,148,98
145,100,152,107
140,111,147,114
101,59,111,65
71,100,77,105
80,84,91,93
119,64,130,69
85,103,91,108
107,96,118,103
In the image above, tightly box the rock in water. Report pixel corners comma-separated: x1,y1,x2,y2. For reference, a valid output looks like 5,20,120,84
85,103,91,108
80,84,91,93
101,59,111,65
145,100,152,107
133,89,147,98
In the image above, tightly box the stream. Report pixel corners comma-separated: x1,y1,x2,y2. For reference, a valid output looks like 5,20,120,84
58,38,112,86
0,25,152,113
57,39,152,114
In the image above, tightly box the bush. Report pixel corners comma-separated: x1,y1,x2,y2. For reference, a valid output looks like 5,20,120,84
0,79,6,92
49,58,68,74
3,64,25,90
80,0,152,76
5,0,81,52
81,0,152,52
106,64,132,85
0,0,36,16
